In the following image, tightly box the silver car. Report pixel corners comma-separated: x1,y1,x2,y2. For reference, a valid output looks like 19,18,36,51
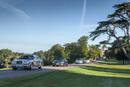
11,54,43,70
75,58,84,64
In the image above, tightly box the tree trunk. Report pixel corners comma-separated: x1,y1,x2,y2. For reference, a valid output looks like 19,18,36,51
126,26,130,45
114,35,130,63
121,47,130,63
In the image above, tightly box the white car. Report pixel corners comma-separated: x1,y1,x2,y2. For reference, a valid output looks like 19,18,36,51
83,60,90,64
75,58,84,64
11,54,43,70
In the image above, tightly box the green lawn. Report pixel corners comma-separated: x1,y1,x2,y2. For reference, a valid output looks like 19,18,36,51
0,68,11,70
0,61,130,87
96,59,129,65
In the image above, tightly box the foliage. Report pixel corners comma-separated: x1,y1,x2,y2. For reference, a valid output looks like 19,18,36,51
50,44,66,58
105,40,130,60
0,49,13,68
77,36,88,59
33,36,99,64
43,51,54,65
33,50,45,59
90,2,130,61
0,49,22,68
64,36,89,63
0,36,100,67
88,45,101,59
36,44,66,65
64,42,80,63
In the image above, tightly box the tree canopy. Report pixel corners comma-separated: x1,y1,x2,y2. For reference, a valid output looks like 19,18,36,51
0,49,14,68
90,2,130,61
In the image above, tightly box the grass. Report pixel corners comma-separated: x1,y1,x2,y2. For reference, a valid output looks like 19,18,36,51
0,60,130,87
0,68,11,70
96,59,129,65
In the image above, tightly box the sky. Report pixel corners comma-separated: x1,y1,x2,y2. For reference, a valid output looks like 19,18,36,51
0,0,126,53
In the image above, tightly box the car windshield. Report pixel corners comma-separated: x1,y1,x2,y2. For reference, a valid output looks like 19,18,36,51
19,55,34,60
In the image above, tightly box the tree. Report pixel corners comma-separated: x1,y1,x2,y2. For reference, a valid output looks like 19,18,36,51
88,45,100,60
64,36,88,63
78,36,88,59
44,50,54,64
43,44,66,65
105,39,130,64
64,42,80,63
50,44,66,58
33,50,45,59
12,52,22,60
0,49,13,68
90,2,130,62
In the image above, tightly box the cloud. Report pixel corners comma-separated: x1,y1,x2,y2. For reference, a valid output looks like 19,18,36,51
80,0,87,27
0,0,31,23
79,0,98,32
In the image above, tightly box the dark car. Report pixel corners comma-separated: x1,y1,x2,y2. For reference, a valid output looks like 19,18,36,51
52,58,68,66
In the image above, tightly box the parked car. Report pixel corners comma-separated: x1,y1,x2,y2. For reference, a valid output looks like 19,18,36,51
75,58,84,64
83,59,91,64
52,58,68,66
11,54,43,70
96,58,104,63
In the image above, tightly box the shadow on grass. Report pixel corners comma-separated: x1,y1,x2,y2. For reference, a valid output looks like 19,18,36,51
97,61,126,65
0,69,130,87
81,66,130,74
96,59,130,65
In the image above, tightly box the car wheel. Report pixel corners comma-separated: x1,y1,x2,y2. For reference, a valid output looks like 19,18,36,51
38,62,42,69
66,64,68,66
28,63,33,70
38,66,42,69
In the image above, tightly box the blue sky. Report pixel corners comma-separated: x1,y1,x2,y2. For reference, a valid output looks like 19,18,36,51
0,0,125,53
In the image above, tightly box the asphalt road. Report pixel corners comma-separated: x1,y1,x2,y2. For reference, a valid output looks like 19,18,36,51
0,64,89,79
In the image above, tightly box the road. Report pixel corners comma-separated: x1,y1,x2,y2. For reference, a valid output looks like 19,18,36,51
0,64,89,79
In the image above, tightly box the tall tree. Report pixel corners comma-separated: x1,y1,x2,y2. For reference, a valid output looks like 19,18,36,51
64,36,88,63
88,45,100,60
64,42,80,63
44,50,54,65
78,36,88,59
50,44,66,58
90,2,130,62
